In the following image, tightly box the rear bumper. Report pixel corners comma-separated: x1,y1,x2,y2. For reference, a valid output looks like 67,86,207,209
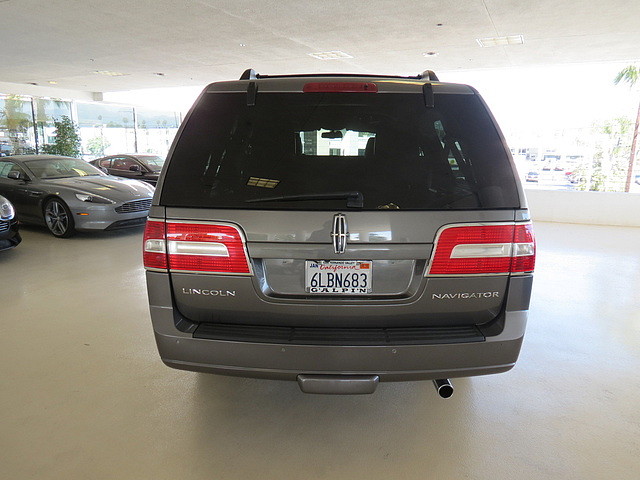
149,302,526,382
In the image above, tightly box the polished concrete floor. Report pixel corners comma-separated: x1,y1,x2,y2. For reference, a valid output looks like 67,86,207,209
1,221,639,480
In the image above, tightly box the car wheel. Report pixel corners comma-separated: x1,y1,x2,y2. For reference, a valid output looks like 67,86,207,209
43,198,76,238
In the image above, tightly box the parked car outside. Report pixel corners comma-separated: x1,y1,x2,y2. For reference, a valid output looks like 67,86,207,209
0,194,21,250
90,154,165,185
565,171,584,184
525,171,539,182
0,155,155,237
144,70,535,396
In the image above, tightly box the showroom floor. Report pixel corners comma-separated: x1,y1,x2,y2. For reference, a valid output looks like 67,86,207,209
1,221,639,480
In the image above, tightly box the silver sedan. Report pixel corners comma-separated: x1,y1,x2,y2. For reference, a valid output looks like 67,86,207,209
0,155,155,237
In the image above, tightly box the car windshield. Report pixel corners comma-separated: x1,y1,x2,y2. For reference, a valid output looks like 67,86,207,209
138,156,165,171
26,158,104,179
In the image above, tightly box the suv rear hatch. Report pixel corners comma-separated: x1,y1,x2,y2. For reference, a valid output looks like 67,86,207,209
148,77,531,329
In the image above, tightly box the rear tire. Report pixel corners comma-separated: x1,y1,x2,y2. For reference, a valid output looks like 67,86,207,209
43,198,76,238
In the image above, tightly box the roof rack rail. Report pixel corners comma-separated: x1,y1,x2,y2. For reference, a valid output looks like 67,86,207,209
417,70,439,81
238,70,439,81
240,69,258,80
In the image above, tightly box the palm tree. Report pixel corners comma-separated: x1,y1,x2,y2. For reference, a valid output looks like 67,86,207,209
614,65,640,192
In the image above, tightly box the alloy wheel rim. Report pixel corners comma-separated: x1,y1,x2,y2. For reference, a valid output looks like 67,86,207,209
45,201,68,236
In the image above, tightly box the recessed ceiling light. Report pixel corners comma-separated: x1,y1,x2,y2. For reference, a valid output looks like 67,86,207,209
476,35,524,47
239,43,246,47
48,81,58,85
308,50,354,60
93,70,129,77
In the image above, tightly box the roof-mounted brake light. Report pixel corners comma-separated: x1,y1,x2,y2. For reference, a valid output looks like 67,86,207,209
303,82,378,93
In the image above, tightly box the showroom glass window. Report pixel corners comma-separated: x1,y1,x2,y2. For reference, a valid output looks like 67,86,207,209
136,108,181,155
0,95,36,156
34,99,72,148
77,103,136,157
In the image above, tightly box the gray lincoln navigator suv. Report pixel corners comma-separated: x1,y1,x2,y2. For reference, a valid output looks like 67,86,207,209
144,69,535,396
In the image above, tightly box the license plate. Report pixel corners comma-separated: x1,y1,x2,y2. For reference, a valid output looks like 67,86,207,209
305,260,372,294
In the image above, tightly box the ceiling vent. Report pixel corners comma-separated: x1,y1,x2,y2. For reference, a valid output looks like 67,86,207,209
308,51,354,60
93,70,129,77
476,35,524,47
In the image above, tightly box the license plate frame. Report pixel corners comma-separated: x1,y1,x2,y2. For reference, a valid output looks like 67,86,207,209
305,260,373,295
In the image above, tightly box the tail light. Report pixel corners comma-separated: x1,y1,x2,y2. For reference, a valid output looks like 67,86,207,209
143,219,251,275
143,219,167,270
427,223,535,275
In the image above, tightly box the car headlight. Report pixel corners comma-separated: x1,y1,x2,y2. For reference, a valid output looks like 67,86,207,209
75,193,115,204
0,195,16,220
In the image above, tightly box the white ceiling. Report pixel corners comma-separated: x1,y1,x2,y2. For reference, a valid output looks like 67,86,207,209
2,0,640,93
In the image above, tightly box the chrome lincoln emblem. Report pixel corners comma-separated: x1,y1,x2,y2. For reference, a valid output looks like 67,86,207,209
331,213,348,254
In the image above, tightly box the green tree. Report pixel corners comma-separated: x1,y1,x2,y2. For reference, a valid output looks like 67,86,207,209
614,65,640,192
41,116,81,157
577,117,632,191
87,136,110,155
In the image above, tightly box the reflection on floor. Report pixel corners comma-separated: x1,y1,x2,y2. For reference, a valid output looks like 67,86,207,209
1,222,639,479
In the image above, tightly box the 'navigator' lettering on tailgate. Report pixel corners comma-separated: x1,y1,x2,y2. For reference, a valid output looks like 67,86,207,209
432,292,499,299
182,288,236,296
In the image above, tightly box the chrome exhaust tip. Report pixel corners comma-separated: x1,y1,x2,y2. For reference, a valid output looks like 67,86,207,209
433,378,453,398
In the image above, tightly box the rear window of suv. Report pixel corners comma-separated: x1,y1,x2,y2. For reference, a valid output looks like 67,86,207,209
161,91,520,210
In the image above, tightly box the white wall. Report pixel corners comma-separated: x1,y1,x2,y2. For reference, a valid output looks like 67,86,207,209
526,189,640,227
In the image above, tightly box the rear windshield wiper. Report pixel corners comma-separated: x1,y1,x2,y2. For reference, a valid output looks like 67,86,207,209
246,191,364,208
